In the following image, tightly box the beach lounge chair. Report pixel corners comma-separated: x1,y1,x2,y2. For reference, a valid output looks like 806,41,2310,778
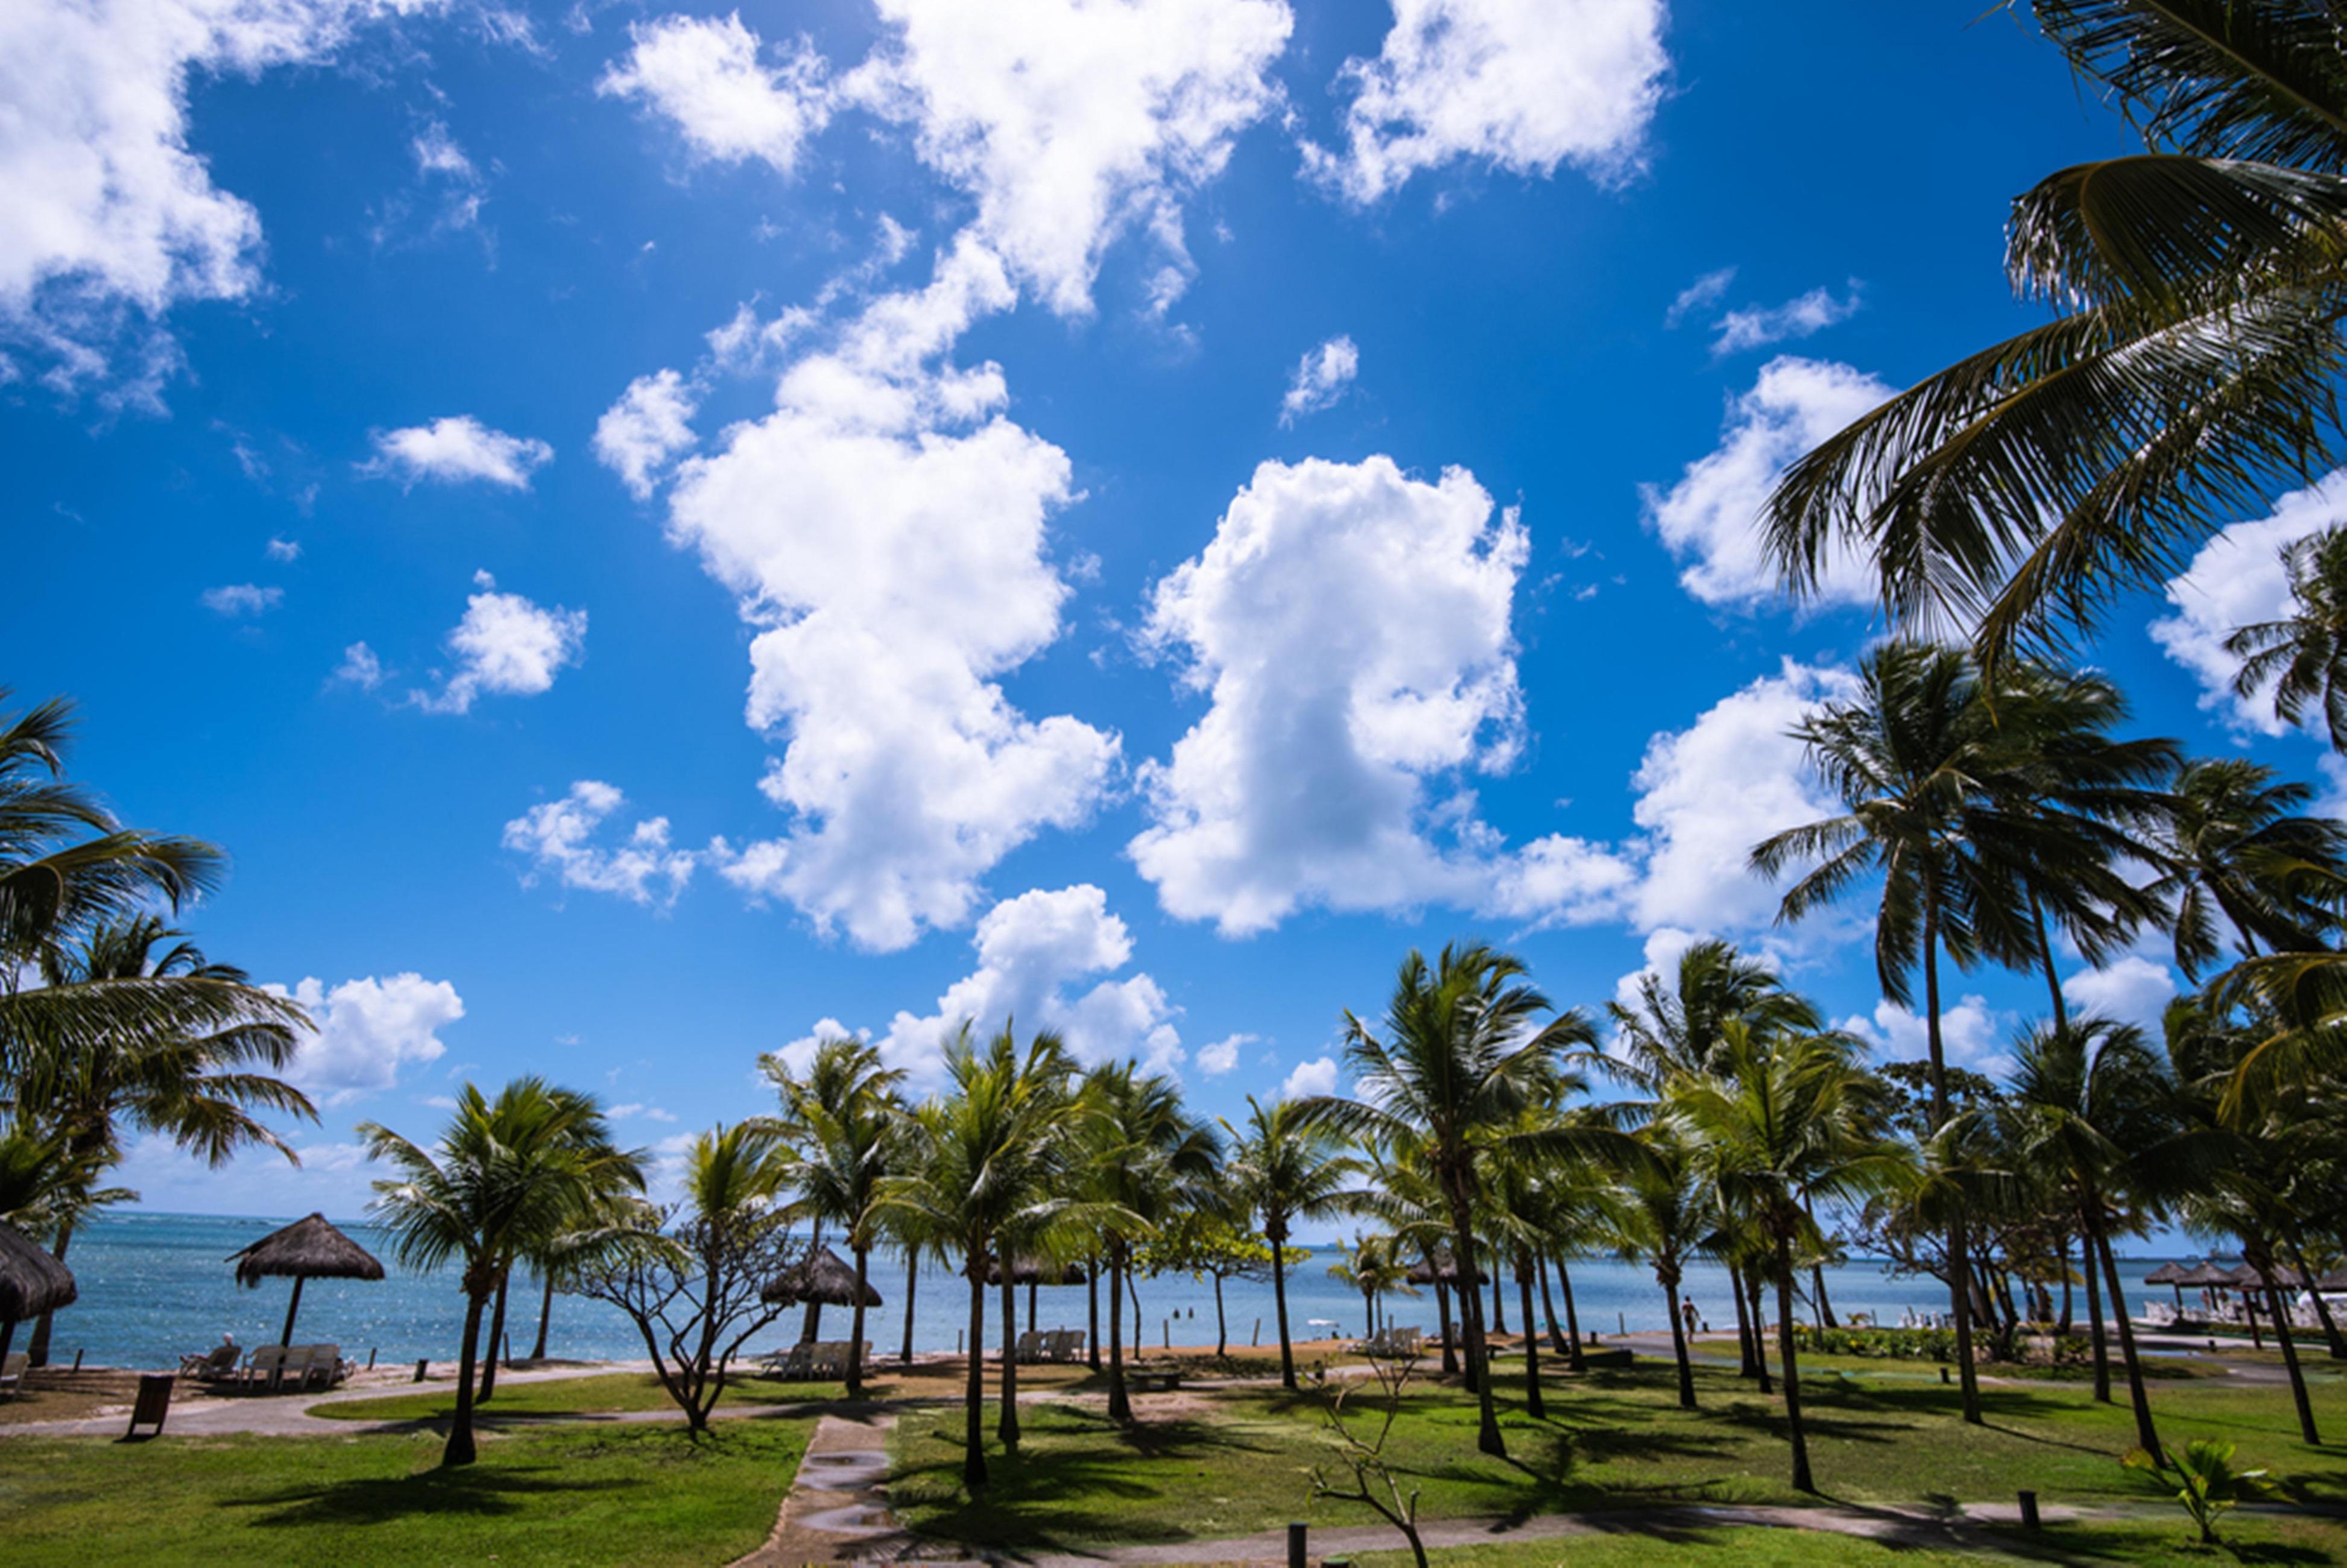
1049,1329,1082,1363
0,1350,26,1396
758,1344,812,1380
240,1345,289,1392
302,1344,346,1390
811,1342,847,1380
1014,1330,1045,1364
179,1343,241,1380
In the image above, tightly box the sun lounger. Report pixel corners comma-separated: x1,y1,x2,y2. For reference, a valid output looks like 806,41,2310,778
301,1344,347,1390
1048,1329,1083,1363
1015,1330,1046,1364
240,1345,291,1391
0,1350,27,1396
758,1344,813,1380
179,1344,241,1381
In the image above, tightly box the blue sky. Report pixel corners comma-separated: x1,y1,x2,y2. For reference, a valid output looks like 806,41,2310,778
7,0,2336,1218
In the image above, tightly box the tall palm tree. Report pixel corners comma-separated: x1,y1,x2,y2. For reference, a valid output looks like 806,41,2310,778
1761,2,2347,670
361,1080,633,1465
771,1038,905,1397
1608,940,1822,1090
2227,523,2347,749
1224,1093,1362,1393
1669,1024,1909,1493
1083,1063,1220,1424
879,1024,1090,1491
2150,757,2347,981
1609,1124,1710,1410
1298,943,1599,1459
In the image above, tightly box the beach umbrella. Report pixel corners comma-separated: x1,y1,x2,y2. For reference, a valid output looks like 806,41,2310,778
1405,1251,1488,1286
2226,1261,2304,1291
2173,1261,2237,1288
227,1213,384,1347
0,1221,77,1365
984,1254,1087,1287
762,1244,882,1309
2144,1260,2192,1312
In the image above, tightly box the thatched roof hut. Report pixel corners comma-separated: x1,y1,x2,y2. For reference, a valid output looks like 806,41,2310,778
227,1213,384,1345
0,1222,76,1323
984,1254,1087,1287
2143,1262,2192,1285
2174,1261,2238,1289
2226,1261,2304,1291
763,1244,881,1308
1406,1250,1488,1286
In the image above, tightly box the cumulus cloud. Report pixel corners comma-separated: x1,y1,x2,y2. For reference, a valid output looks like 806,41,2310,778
276,972,466,1105
842,0,1293,317
1195,1032,1251,1076
1710,282,1862,356
1279,334,1359,424
1305,0,1669,204
108,1133,385,1219
1641,355,1894,610
201,582,282,616
1280,1055,1338,1100
674,237,1117,950
265,536,301,563
593,369,701,499
361,415,554,490
1664,266,1734,327
599,12,833,175
800,885,1184,1085
502,780,697,908
2149,472,2347,737
332,640,384,690
1845,994,2015,1076
413,575,587,715
2064,955,2178,1034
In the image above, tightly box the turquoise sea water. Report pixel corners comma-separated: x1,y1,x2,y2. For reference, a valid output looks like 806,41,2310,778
34,1212,2183,1372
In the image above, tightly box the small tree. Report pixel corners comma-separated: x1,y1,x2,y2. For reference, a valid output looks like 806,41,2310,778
1133,1209,1270,1356
574,1123,801,1437
2125,1439,2276,1546
1309,1351,1430,1568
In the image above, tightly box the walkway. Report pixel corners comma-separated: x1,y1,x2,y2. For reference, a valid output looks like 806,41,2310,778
732,1409,914,1567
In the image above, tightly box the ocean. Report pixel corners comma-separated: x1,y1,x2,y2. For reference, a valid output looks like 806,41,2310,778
31,1211,2181,1372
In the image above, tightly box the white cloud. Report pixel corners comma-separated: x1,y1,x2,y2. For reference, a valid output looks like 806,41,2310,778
361,415,554,490
593,368,701,499
598,12,833,175
411,119,475,181
1710,282,1862,357
1664,266,1734,327
1641,356,1894,610
1133,454,1633,935
1195,1031,1251,1076
276,972,465,1105
1845,994,2015,1076
1279,334,1358,424
2149,472,2347,737
107,1134,384,1219
2064,955,2177,1034
806,885,1185,1085
264,536,301,562
673,237,1117,950
502,780,696,908
1279,1055,1338,1100
843,0,1293,317
332,640,384,689
413,577,587,715
1304,0,1668,205
0,0,403,391
1626,658,1858,934
201,582,282,616
608,1102,679,1123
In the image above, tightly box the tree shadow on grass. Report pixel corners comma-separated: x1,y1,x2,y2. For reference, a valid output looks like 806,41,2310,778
226,1461,624,1529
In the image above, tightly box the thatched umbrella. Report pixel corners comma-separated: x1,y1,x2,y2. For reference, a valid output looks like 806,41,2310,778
2144,1260,2193,1312
228,1213,385,1347
2227,1261,2304,1292
2174,1261,2237,1289
0,1222,76,1365
763,1244,882,1310
1405,1252,1488,1286
985,1254,1087,1331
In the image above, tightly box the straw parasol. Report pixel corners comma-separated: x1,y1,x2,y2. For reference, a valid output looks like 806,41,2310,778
2144,1260,2193,1312
0,1221,77,1364
984,1254,1087,1287
1406,1251,1488,1286
2174,1261,2237,1289
227,1213,385,1347
762,1244,882,1309
2226,1261,2304,1291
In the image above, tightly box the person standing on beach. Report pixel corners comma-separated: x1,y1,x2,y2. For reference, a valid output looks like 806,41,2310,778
1681,1297,1698,1337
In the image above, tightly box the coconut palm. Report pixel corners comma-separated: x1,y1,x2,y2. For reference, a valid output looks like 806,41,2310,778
771,1038,905,1397
1297,943,1599,1459
1224,1093,1362,1393
1608,940,1824,1092
879,1024,1090,1490
1609,1124,1710,1409
1760,1,2347,670
1668,1025,1909,1493
2150,758,2347,982
1082,1063,1220,1425
2226,524,2347,750
361,1080,634,1465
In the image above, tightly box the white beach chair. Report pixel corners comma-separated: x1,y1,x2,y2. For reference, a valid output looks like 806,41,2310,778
0,1350,27,1396
303,1344,344,1390
241,1345,288,1391
1015,1330,1046,1364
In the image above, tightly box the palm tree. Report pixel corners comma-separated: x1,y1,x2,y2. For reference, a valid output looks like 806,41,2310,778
879,1024,1088,1490
2150,757,2347,981
1761,2,2347,669
1083,1063,1220,1424
1298,943,1598,1459
1669,1024,1909,1493
771,1039,905,1397
1225,1094,1362,1393
2003,1017,2172,1459
2227,524,2347,749
361,1080,631,1465
1609,1124,1709,1409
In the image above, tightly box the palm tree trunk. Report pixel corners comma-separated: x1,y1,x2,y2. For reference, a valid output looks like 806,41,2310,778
801,1218,825,1344
2260,1266,2321,1445
997,1271,1019,1450
2030,891,2069,1035
1729,1262,1758,1377
1489,1245,1507,1336
1270,1234,1295,1391
2283,1230,2347,1359
1774,1234,1815,1494
1433,1276,1458,1374
1447,1187,1505,1459
1923,879,1985,1426
1803,1194,1836,1327
532,1270,555,1361
1555,1253,1586,1372
1661,1274,1695,1409
962,1258,988,1491
478,1269,511,1401
1087,1253,1101,1371
848,1245,871,1399
901,1248,918,1365
446,1288,487,1467
1515,1248,1543,1419
2086,1209,2163,1463
27,1219,71,1368
2079,1201,2111,1403
1746,1269,1772,1395
2057,1233,2074,1336
1107,1240,1131,1424
1214,1269,1228,1356
1537,1252,1566,1355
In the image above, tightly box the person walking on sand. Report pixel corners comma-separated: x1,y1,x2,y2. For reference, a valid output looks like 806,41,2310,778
1680,1297,1698,1338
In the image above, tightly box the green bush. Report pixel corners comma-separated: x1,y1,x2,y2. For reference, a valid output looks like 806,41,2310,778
1789,1324,1957,1362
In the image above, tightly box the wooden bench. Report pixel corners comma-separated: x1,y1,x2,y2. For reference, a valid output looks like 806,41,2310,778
1127,1370,1183,1394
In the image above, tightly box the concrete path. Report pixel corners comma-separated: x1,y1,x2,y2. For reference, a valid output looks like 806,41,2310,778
731,1409,909,1567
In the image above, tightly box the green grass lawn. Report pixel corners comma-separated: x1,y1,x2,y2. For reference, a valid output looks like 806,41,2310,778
0,1419,809,1566
314,1369,902,1421
886,1363,2347,1557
